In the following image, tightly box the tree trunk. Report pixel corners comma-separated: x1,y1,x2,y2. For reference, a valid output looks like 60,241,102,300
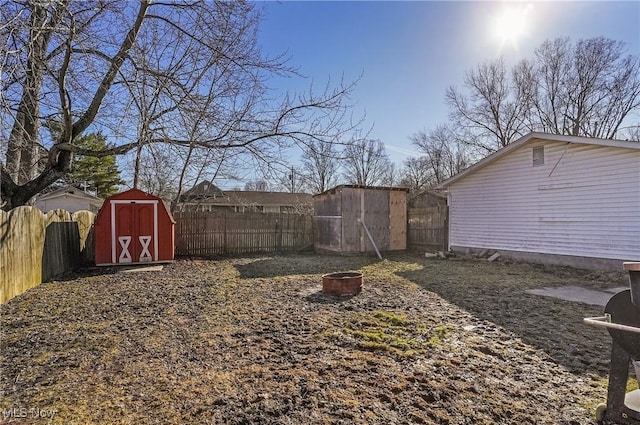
5,4,49,185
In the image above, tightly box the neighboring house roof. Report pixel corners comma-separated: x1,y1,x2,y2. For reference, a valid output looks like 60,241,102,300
437,132,640,190
179,181,312,207
222,191,312,206
180,180,225,200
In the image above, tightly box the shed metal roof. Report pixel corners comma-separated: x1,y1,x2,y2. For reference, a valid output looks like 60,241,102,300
313,184,409,198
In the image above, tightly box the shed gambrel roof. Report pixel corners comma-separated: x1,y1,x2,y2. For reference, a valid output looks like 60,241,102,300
436,132,640,190
102,188,175,223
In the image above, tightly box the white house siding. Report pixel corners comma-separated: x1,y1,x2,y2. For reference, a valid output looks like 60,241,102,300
448,140,640,261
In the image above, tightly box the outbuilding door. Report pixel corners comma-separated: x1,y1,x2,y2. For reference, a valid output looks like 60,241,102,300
111,200,159,264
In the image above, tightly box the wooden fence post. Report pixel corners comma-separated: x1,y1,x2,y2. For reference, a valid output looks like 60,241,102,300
275,216,282,252
223,212,228,255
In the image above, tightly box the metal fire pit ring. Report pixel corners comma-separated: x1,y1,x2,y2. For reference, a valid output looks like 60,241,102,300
322,272,363,296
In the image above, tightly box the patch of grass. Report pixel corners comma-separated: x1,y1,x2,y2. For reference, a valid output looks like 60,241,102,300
588,374,639,392
350,329,413,352
357,340,399,353
323,310,454,357
372,311,408,327
584,373,640,418
427,324,455,347
361,259,423,281
317,328,342,339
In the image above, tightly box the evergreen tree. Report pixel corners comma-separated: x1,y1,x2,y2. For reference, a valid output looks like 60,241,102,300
65,133,124,198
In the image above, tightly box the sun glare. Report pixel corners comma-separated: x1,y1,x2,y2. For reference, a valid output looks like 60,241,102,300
492,4,533,50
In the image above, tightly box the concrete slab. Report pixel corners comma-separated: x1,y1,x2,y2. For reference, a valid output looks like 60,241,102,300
526,285,627,307
603,287,629,294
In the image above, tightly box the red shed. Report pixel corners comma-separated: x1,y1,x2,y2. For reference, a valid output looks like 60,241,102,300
94,189,175,266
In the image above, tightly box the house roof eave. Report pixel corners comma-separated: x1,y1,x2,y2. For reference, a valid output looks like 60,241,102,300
37,186,104,202
436,132,640,190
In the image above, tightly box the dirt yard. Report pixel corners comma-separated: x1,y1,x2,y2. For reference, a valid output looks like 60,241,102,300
0,253,633,424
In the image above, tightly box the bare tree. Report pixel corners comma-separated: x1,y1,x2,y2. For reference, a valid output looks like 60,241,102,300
620,126,640,142
126,7,268,207
515,37,640,139
445,58,529,153
133,143,180,201
444,37,640,156
274,166,306,193
1,1,359,210
398,156,432,194
299,139,340,194
342,138,392,186
410,125,470,184
380,162,398,186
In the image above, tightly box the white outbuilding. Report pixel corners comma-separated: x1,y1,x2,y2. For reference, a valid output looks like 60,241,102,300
437,132,640,270
35,185,103,213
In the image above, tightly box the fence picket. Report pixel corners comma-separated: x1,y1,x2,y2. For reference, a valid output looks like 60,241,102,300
407,206,449,251
3,203,445,303
173,211,313,257
1,207,95,304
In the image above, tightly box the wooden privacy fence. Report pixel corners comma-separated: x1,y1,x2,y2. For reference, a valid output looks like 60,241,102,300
42,209,95,281
174,211,313,256
407,206,449,252
1,207,95,304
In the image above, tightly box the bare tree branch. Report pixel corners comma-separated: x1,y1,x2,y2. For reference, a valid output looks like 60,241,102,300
1,1,360,210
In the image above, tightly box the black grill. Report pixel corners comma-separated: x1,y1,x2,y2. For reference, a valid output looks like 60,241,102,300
584,262,640,424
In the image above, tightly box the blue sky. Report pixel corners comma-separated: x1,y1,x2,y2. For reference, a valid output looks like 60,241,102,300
256,1,640,166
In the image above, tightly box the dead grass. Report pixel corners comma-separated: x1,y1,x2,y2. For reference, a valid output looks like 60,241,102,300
0,252,631,424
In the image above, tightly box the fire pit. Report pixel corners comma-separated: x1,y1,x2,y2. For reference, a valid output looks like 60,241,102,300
322,272,363,296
